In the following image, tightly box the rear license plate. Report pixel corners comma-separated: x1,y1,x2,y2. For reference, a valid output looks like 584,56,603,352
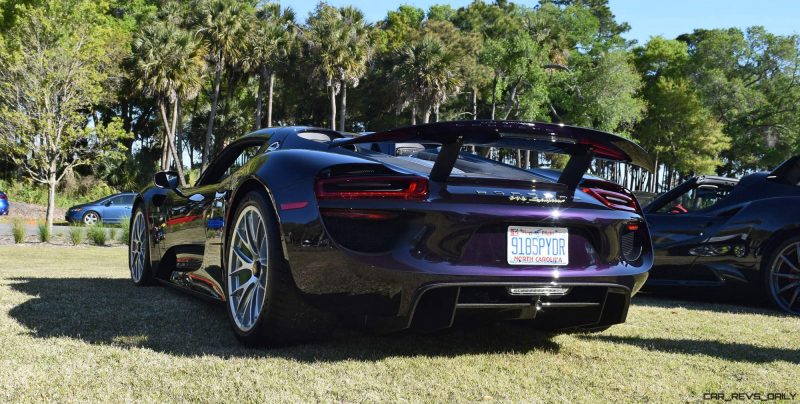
507,226,569,266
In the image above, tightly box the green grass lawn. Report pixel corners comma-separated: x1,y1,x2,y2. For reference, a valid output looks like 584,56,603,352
0,246,797,402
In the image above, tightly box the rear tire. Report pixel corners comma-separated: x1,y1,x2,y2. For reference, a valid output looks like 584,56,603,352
764,236,800,315
129,208,155,286
224,190,333,346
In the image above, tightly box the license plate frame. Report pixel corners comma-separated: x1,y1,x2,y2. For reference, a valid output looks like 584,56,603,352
507,226,569,266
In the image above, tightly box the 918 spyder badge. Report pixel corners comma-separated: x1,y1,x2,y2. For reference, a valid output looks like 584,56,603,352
507,226,569,266
509,194,567,204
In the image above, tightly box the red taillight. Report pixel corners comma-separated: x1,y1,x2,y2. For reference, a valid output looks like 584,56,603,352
582,187,639,212
315,176,429,200
320,209,399,220
0,194,6,200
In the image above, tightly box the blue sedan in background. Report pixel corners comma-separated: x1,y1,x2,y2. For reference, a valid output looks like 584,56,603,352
65,192,136,225
0,191,8,215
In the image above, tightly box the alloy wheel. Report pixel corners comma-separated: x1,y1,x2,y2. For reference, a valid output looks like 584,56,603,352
83,212,99,225
769,241,800,315
227,205,269,332
129,211,147,282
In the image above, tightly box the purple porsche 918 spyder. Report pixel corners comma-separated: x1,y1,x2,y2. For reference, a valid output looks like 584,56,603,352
128,120,654,346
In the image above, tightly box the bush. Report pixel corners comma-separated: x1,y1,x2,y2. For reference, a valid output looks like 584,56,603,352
0,177,117,209
87,225,107,246
68,225,84,246
118,219,130,244
37,221,51,243
109,227,118,242
12,220,25,244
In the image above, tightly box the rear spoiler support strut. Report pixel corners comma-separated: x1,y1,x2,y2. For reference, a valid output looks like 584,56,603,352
430,136,464,182
558,147,594,196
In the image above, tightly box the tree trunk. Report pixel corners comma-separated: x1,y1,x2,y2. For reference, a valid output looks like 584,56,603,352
471,88,477,120
411,104,417,125
159,101,187,187
423,107,431,124
650,153,659,192
329,83,336,130
160,132,169,170
46,175,56,232
502,76,522,120
267,71,275,127
490,72,498,120
169,100,187,187
255,70,263,130
202,55,223,170
339,81,347,131
434,103,440,122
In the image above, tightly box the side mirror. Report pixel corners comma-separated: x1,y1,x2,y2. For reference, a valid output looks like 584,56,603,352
104,200,113,207
154,171,180,190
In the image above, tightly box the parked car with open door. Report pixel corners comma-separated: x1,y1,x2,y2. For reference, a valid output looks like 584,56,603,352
643,156,800,315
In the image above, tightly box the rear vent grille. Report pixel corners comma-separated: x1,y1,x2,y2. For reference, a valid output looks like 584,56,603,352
620,228,642,262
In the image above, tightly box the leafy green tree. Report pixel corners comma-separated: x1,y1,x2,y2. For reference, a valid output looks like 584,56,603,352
245,3,296,129
0,0,130,229
391,36,461,124
132,21,206,186
680,27,800,174
337,6,371,131
305,3,348,129
195,0,253,168
305,3,371,130
634,36,730,190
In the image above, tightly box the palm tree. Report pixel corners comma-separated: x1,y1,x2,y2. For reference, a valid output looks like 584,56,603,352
132,22,206,186
305,3,349,130
195,0,251,169
336,6,371,131
245,3,296,129
391,36,461,124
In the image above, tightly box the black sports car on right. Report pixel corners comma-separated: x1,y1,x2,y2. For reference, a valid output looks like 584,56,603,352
642,156,800,315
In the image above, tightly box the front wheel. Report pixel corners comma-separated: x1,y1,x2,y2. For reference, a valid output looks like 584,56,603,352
83,211,101,225
764,236,800,315
129,208,155,286
225,190,332,346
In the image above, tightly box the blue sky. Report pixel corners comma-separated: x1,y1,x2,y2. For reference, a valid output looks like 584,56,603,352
283,0,800,45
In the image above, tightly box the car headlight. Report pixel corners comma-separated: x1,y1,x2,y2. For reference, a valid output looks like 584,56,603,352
71,207,84,212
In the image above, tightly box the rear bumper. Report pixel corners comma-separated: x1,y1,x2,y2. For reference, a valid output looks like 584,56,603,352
366,280,638,333
288,243,649,332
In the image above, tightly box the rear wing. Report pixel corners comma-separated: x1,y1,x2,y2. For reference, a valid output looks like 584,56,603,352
768,155,800,185
330,120,654,191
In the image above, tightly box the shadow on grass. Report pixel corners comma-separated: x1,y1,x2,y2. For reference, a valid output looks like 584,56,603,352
633,291,789,318
579,335,800,365
7,277,558,360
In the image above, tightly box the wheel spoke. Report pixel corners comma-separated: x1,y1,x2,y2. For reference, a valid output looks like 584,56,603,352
780,255,800,273
777,281,800,294
233,276,257,298
772,273,800,280
236,225,253,255
235,277,257,314
788,287,800,308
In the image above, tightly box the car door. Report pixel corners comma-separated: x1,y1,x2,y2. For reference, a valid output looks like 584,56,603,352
162,139,267,299
644,178,737,283
101,195,128,224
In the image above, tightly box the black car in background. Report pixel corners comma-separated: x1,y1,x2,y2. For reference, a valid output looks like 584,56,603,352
643,156,800,315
